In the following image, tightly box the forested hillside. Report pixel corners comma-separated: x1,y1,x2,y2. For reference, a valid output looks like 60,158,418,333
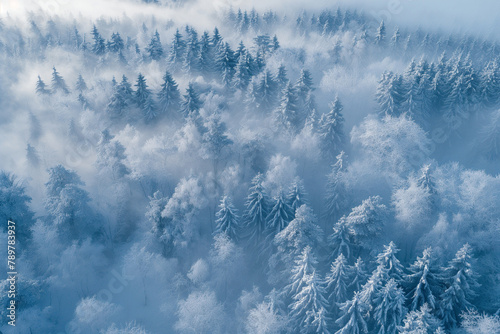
0,1,499,333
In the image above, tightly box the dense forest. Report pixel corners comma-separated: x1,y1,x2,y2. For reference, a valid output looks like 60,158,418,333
0,1,499,333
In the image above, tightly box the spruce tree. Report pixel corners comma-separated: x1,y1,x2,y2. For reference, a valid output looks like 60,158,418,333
108,32,124,53
157,71,181,115
75,74,87,92
286,245,319,297
248,70,279,113
244,173,271,245
51,67,69,94
266,190,294,237
318,96,345,159
289,271,330,334
183,28,199,73
91,25,106,55
326,253,350,318
146,30,164,61
404,247,441,311
287,177,308,216
215,42,236,87
373,279,407,334
335,292,368,334
348,257,368,293
36,76,50,95
181,83,203,118
438,243,480,328
169,29,186,68
376,241,405,282
215,196,240,240
328,217,353,260
376,71,404,117
135,73,157,121
324,151,349,224
274,82,300,132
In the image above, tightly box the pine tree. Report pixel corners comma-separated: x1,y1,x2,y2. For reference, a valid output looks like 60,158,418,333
200,113,233,168
376,71,404,117
277,64,289,90
198,31,213,74
232,53,252,91
345,196,387,252
75,74,87,92
480,59,500,107
319,96,345,159
215,42,236,87
107,75,134,116
169,29,186,68
390,27,401,48
183,28,199,73
157,71,181,115
335,292,368,334
266,190,294,236
324,151,349,224
358,265,387,314
135,73,157,121
326,253,350,317
244,173,271,245
51,67,69,94
376,241,405,282
399,303,442,333
286,245,319,297
289,271,330,334
146,30,164,61
248,70,279,113
108,32,124,53
36,76,50,95
405,247,442,311
374,20,386,45
91,25,106,55
348,257,368,293
373,279,407,334
274,82,301,132
181,83,203,118
296,69,315,102
438,243,480,328
328,217,353,260
215,196,240,240
287,177,308,215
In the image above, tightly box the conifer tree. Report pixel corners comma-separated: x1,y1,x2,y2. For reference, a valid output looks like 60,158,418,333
274,82,300,132
287,177,308,216
328,217,353,261
374,20,386,45
290,271,330,334
405,247,441,311
266,190,294,236
108,32,124,53
181,83,203,118
157,71,181,115
135,73,157,120
198,31,214,74
324,151,350,224
438,243,480,328
75,74,87,92
248,70,279,113
335,292,368,334
169,29,186,68
91,25,106,55
183,28,199,73
399,303,442,334
51,67,69,94
215,196,240,240
376,71,404,117
326,253,350,318
286,245,319,297
146,30,164,61
376,241,404,282
318,96,345,159
373,279,407,334
244,173,271,245
348,257,368,293
215,42,236,87
36,76,50,95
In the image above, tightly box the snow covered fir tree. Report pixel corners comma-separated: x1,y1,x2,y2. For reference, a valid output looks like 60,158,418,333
0,0,500,333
